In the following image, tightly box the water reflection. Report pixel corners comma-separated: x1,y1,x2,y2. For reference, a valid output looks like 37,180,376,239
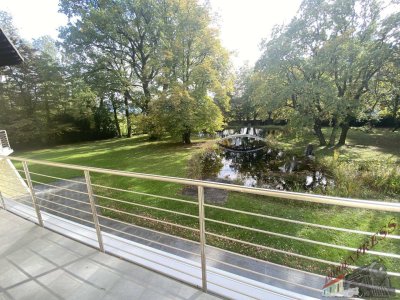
200,127,333,191
218,136,267,152
216,148,332,190
216,127,281,138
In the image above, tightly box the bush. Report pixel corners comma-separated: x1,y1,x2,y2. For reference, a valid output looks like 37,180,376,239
187,142,222,179
133,114,164,140
321,156,400,199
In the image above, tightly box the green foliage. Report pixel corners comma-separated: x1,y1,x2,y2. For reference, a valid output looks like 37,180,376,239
59,0,232,141
94,105,117,138
254,0,400,145
186,142,222,179
148,86,224,143
2,0,232,147
231,64,294,122
321,157,400,199
16,130,400,276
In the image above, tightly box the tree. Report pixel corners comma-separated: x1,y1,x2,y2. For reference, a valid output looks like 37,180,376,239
59,0,232,141
231,66,285,123
0,11,118,147
374,57,400,131
1,12,68,145
160,0,232,115
257,6,337,146
256,0,400,146
322,0,396,145
230,66,259,122
149,85,223,143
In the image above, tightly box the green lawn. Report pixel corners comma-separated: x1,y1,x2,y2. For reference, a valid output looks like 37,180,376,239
12,129,400,283
277,127,400,161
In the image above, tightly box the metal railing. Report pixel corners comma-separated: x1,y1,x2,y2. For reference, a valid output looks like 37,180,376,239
0,154,399,299
0,130,11,149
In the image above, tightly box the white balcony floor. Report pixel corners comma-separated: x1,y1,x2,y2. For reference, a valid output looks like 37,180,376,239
0,210,218,300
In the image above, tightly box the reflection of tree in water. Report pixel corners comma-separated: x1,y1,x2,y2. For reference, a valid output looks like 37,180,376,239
200,150,223,179
222,149,303,189
223,150,268,180
217,127,282,138
211,146,333,190
203,128,333,190
218,137,266,151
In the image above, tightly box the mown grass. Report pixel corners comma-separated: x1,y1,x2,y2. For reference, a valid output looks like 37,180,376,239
273,128,400,199
12,129,400,287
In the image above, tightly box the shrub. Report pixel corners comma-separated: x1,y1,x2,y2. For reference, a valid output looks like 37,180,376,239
187,142,222,179
321,156,400,199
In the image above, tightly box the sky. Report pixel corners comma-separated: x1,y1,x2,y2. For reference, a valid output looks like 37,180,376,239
0,0,302,68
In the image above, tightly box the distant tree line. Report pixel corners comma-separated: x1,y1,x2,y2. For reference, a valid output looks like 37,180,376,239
0,10,122,148
231,0,400,146
0,0,233,147
2,0,399,149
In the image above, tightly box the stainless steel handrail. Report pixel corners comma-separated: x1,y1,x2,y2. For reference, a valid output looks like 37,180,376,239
205,218,400,258
205,202,400,240
35,196,93,215
0,155,400,212
95,204,200,232
94,193,198,219
28,171,87,185
1,155,399,299
92,183,197,205
99,223,201,257
30,180,90,196
3,155,400,212
33,189,91,206
98,214,201,245
38,205,95,224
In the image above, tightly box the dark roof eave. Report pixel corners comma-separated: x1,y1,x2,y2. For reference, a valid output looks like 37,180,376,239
0,28,24,66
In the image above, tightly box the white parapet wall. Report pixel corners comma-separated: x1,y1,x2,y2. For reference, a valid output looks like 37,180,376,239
0,130,29,198
0,158,30,198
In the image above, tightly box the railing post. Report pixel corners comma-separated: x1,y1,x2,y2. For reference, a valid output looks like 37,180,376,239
22,161,43,227
0,191,5,210
84,170,104,252
198,186,207,292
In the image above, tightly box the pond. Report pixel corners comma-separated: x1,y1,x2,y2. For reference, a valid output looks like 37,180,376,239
216,126,283,138
199,127,334,192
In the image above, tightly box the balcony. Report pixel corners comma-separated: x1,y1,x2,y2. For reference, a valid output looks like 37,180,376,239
0,154,399,299
0,210,216,300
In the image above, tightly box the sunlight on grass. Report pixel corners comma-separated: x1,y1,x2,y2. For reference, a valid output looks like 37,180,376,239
13,130,400,277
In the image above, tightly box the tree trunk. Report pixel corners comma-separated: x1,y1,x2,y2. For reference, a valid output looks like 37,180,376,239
124,91,132,138
111,96,122,138
182,130,191,144
95,97,104,134
267,111,272,124
392,119,399,132
392,94,399,132
253,112,258,122
314,119,326,146
44,97,51,143
328,125,339,147
142,81,151,114
44,98,50,126
337,122,350,146
328,117,339,147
